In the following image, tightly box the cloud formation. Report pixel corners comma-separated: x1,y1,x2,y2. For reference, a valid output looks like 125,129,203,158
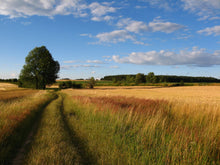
181,0,220,20
148,19,184,33
140,0,172,11
117,18,184,34
86,60,105,64
61,64,100,69
96,30,135,43
113,47,220,67
94,18,184,44
117,18,149,33
0,0,117,21
198,25,220,36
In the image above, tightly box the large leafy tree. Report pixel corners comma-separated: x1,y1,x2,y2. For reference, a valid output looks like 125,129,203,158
19,46,60,89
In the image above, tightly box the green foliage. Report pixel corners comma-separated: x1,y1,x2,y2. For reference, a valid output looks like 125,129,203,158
135,73,146,84
0,79,18,83
126,75,135,83
102,74,220,84
87,77,96,89
59,81,83,89
19,46,60,89
146,72,156,83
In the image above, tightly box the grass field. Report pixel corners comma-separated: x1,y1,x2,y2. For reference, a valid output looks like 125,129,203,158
63,86,220,164
0,83,220,164
0,84,56,164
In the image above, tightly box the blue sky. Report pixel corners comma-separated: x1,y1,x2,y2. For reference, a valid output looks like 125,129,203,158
0,0,220,79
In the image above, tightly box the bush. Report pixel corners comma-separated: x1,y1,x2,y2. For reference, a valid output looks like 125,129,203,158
59,81,83,89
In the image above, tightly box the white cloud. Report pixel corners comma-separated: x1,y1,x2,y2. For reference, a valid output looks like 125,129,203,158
148,19,184,33
181,0,220,20
198,25,220,36
113,47,220,67
88,2,117,22
209,16,220,20
0,0,116,22
91,71,96,74
61,64,100,69
140,0,172,11
133,41,149,46
96,30,135,43
91,15,114,22
94,17,183,44
135,6,147,9
117,18,184,34
103,56,112,61
117,18,149,33
0,0,82,18
89,2,116,17
86,60,105,64
63,60,76,64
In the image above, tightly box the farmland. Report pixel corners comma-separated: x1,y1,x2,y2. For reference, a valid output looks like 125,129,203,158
0,83,220,164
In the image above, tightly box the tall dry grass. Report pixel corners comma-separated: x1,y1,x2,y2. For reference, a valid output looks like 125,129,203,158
63,87,220,164
0,89,38,102
0,90,56,164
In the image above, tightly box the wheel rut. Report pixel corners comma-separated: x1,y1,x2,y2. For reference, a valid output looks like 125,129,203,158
11,94,58,165
12,93,96,165
59,94,97,165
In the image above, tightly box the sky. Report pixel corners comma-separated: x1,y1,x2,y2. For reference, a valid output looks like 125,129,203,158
0,0,220,79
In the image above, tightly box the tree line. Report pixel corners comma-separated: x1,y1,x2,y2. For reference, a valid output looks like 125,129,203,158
0,79,18,83
102,73,220,84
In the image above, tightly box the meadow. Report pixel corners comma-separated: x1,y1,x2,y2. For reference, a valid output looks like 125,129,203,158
63,86,220,164
0,83,220,164
0,85,56,164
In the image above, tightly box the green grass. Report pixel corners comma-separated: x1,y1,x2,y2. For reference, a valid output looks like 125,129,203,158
0,91,56,164
25,93,92,165
62,94,220,164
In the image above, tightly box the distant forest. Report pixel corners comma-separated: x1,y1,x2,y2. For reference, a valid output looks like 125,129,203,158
1,73,220,85
0,79,18,83
101,73,220,83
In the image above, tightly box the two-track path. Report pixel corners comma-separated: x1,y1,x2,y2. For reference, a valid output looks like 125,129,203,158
12,92,95,165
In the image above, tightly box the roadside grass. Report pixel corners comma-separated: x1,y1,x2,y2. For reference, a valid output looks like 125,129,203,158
0,90,56,164
63,93,220,164
25,94,83,165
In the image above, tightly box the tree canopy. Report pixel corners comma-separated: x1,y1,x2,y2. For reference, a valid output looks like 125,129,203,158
19,46,60,89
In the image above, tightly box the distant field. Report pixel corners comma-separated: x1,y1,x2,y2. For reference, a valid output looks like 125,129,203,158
0,83,17,90
64,86,220,105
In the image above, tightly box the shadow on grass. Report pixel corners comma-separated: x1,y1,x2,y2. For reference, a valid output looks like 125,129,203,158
0,93,58,165
46,88,60,91
59,95,97,165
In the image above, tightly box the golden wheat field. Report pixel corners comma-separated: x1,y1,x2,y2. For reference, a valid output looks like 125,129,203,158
63,86,220,164
64,86,220,105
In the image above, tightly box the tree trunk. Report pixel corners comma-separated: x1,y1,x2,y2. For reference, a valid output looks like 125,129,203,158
35,77,38,89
